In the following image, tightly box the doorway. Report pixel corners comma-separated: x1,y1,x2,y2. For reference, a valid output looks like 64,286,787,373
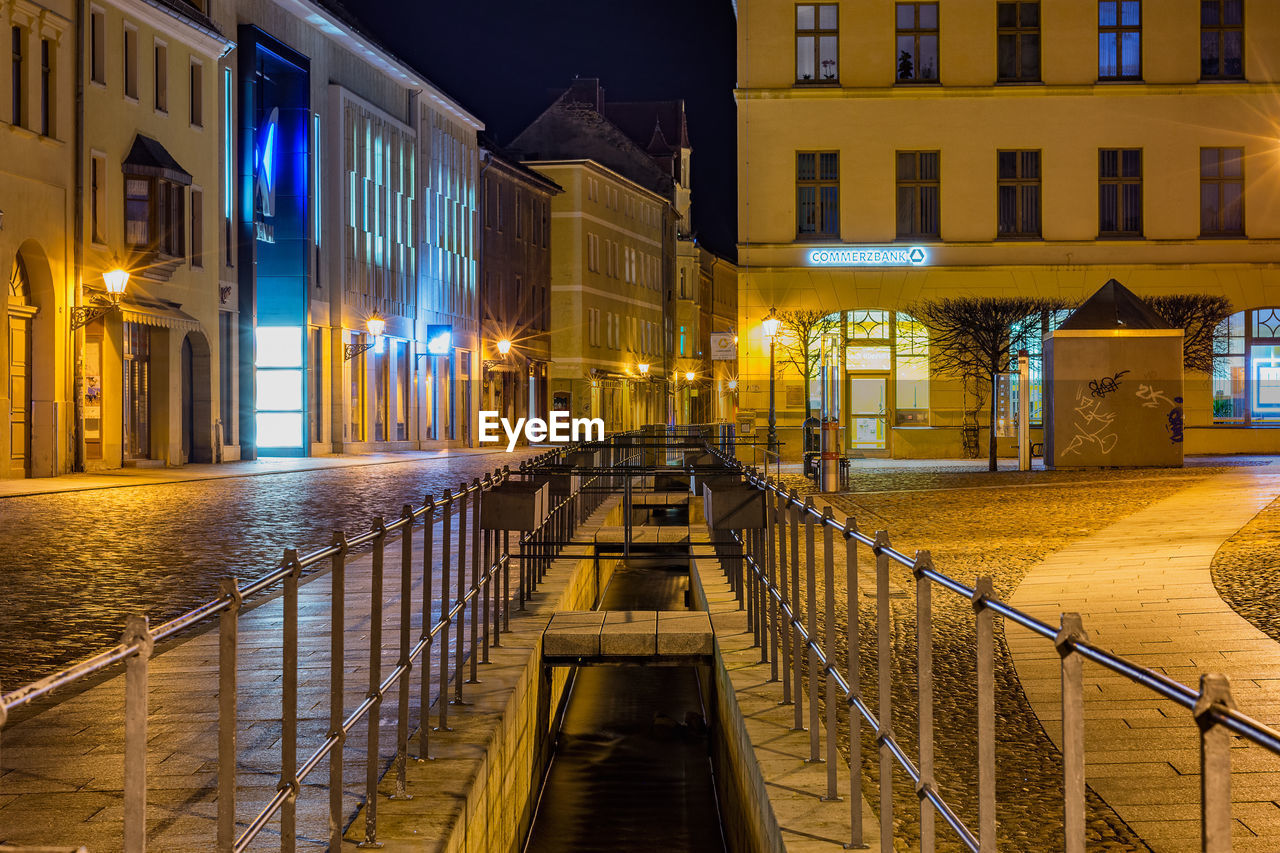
123,322,151,460
847,373,889,454
8,313,32,477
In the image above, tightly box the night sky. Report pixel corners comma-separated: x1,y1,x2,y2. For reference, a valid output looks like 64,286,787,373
351,0,739,259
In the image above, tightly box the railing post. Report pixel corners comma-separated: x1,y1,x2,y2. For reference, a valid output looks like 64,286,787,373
822,508,839,801
419,496,435,759
455,484,469,702
122,614,153,853
279,553,301,853
845,518,867,849
914,551,936,853
503,529,512,629
481,476,493,660
471,477,482,682
360,517,388,848
973,577,997,853
1195,673,1238,853
805,498,820,759
393,505,415,800
874,530,893,853
767,484,779,682
791,493,803,732
778,491,792,706
329,531,348,851
1052,612,1087,853
217,577,242,853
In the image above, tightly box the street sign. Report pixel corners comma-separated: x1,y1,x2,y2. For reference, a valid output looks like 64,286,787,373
710,333,737,360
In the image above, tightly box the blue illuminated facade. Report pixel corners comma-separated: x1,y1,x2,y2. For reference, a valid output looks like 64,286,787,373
237,28,311,457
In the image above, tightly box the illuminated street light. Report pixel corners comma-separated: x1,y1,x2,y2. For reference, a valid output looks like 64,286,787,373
638,362,650,376
497,338,512,356
764,308,780,451
344,315,385,360
366,316,386,339
71,268,131,329
685,371,695,382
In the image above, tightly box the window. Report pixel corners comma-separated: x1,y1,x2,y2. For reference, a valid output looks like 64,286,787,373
154,41,167,112
1099,1,1141,80
796,4,838,83
191,188,203,266
1201,147,1244,236
123,25,137,99
998,150,1041,238
896,151,940,239
190,61,203,126
90,9,105,85
515,191,523,239
1099,149,1142,236
91,154,107,244
12,26,23,126
124,174,186,255
223,67,233,266
1201,0,1243,80
39,39,50,136
797,151,839,238
896,3,938,82
1210,309,1280,425
997,2,1040,82
587,232,599,271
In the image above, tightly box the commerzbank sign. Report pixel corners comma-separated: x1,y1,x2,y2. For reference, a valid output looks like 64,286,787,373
808,247,929,267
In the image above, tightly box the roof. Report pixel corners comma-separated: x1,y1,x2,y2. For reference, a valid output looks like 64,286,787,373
603,101,690,153
122,135,192,185
478,133,563,195
1057,279,1171,331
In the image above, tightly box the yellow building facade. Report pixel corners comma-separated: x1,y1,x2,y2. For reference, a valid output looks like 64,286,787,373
737,0,1280,457
531,160,669,431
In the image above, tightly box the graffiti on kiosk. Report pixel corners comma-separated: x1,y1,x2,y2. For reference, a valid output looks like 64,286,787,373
1167,396,1185,444
1088,369,1130,399
1136,384,1175,408
1062,385,1119,457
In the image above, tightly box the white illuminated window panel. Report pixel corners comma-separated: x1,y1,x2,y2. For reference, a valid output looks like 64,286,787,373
256,326,303,367
257,412,304,448
256,369,303,411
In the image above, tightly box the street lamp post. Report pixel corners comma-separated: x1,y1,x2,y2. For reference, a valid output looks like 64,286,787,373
762,309,781,453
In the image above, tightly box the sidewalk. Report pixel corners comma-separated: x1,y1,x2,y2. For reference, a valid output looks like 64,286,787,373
0,447,520,500
1006,467,1280,852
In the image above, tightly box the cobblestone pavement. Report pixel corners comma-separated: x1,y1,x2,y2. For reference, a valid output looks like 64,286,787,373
814,460,1267,852
0,449,537,688
1211,493,1280,646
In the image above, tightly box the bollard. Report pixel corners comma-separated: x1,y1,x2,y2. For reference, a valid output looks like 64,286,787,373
393,505,415,800
217,577,243,853
1195,673,1237,853
1056,611,1086,853
874,530,893,853
122,614,154,853
328,531,348,850
914,551,936,853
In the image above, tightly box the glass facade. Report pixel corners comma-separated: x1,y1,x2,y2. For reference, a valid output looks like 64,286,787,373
1214,309,1280,425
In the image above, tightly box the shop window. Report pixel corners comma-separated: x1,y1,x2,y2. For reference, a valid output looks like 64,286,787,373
896,3,939,82
1099,0,1141,80
796,4,838,83
1201,0,1243,80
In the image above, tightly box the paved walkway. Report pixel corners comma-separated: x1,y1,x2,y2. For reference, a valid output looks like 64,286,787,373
1006,467,1280,852
0,447,523,499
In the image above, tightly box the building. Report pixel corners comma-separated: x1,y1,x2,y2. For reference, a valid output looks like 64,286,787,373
77,0,230,470
511,80,680,430
478,135,560,430
703,246,739,422
210,0,483,459
736,0,1280,457
1,0,76,479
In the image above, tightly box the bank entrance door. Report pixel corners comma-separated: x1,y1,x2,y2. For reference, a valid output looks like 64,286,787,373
847,374,889,454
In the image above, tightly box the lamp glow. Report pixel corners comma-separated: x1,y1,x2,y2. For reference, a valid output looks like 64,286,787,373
103,269,130,298
638,362,650,376
366,316,386,338
762,313,781,340
497,338,511,356
426,325,453,356
685,371,695,382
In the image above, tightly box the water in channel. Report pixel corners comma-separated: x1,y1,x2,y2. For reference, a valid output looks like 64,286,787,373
524,506,728,852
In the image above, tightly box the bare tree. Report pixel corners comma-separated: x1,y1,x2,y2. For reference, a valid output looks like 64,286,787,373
1142,294,1233,374
909,296,1072,471
774,308,841,424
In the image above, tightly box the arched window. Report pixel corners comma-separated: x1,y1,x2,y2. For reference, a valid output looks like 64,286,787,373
9,254,30,304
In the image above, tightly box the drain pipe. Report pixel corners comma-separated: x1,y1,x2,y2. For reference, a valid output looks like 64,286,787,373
71,0,86,472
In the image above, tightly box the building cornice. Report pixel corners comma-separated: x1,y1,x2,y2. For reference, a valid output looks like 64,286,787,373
111,0,232,56
271,0,482,131
526,159,673,207
735,81,1280,101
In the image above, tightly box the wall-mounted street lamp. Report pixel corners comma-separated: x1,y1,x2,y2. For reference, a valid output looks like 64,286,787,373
497,338,511,356
71,268,130,329
638,362,650,377
344,315,385,360
484,338,512,370
685,370,696,382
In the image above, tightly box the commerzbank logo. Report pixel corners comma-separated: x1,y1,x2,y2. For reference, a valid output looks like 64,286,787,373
808,246,929,267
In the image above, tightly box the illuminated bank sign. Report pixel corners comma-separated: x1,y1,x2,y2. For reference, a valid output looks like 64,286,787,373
808,247,929,267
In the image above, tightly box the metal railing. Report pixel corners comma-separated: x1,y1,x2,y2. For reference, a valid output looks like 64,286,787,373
0,441,620,853
717,455,1280,853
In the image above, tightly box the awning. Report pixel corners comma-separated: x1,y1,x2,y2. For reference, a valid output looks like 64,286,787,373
122,134,193,186
119,296,201,332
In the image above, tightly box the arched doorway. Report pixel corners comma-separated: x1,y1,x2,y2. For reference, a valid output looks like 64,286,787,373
182,330,213,463
7,255,35,477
